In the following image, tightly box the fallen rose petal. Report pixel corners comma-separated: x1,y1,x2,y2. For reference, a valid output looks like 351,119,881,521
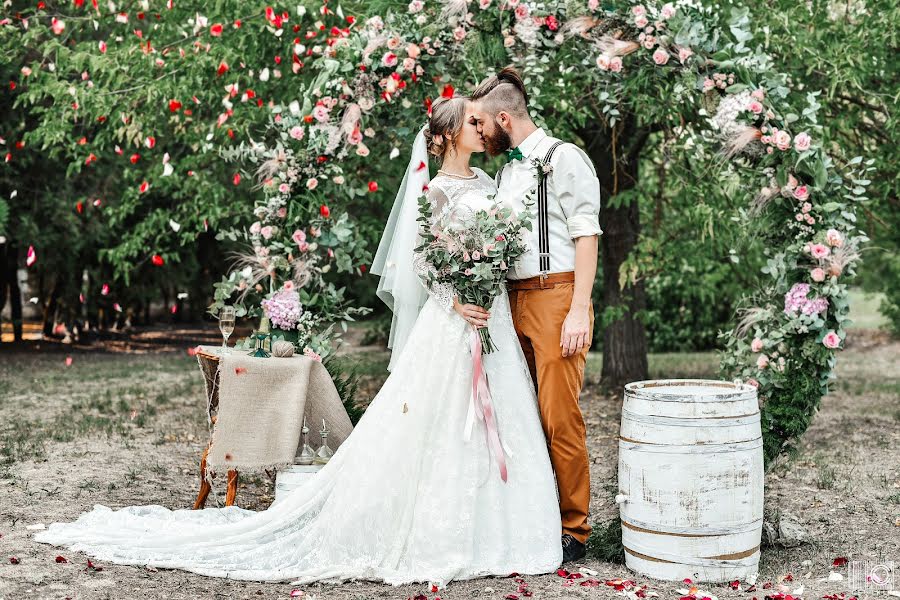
65,356,73,367
10,557,19,564
86,559,102,571
289,590,303,598
235,367,247,375
505,595,519,600
556,568,569,578
833,557,849,567
55,555,67,563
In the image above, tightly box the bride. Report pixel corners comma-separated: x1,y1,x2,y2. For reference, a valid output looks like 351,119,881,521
34,96,564,588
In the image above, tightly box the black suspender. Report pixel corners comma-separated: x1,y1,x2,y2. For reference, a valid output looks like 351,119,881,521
537,141,565,277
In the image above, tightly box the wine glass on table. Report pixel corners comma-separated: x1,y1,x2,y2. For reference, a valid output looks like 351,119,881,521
219,305,235,354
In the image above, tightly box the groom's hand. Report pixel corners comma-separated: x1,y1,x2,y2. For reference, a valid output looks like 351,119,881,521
560,304,591,357
454,298,490,329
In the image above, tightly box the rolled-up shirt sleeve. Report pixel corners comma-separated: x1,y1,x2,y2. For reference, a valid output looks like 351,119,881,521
553,144,603,239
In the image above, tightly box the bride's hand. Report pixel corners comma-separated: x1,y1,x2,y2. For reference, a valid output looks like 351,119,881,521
453,298,490,329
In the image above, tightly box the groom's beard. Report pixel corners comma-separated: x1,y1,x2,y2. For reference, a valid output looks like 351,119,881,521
484,127,512,157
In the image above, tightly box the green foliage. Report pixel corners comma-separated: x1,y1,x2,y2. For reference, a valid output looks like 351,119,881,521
323,355,365,426
586,518,626,564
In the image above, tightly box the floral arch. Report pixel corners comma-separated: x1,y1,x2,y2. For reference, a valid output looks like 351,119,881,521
210,0,869,468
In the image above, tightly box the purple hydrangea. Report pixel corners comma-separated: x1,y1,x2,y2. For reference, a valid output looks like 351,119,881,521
261,288,303,330
784,282,828,316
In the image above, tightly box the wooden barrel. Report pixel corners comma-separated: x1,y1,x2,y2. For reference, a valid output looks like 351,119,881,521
617,379,763,582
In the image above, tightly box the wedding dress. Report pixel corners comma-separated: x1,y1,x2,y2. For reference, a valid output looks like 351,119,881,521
34,167,564,587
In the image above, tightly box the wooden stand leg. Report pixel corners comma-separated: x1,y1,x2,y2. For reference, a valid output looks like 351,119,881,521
193,445,213,510
225,470,239,506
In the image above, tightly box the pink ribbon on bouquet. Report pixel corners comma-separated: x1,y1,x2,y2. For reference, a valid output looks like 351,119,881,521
465,328,509,483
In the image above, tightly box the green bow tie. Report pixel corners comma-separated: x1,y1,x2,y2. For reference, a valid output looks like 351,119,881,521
505,147,524,162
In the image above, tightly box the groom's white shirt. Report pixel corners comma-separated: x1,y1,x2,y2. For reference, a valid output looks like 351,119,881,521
495,128,603,280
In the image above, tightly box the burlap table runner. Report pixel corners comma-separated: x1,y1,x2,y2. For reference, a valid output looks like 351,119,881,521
200,347,353,477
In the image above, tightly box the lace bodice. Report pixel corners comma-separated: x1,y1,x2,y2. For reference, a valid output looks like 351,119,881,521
413,168,498,312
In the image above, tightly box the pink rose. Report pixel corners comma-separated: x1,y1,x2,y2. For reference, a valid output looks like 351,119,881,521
756,354,769,369
642,36,656,49
751,88,765,100
811,268,826,282
632,5,646,16
297,241,309,252
596,54,610,70
826,228,844,247
635,14,648,28
652,48,669,65
312,105,329,123
260,226,273,239
746,378,759,388
795,213,804,222
808,243,830,259
386,37,401,50
751,337,764,352
822,330,841,349
515,4,529,20
277,207,287,219
609,57,623,72
504,36,516,48
356,143,370,157
306,178,318,190
453,26,467,41
588,0,599,9
805,215,816,225
703,78,715,92
408,0,424,13
347,128,363,145
382,51,398,68
660,3,675,18
464,268,473,276
480,0,492,7
292,229,307,244
801,202,812,213
249,221,261,234
794,132,812,152
282,280,295,291
402,57,416,71
289,126,305,140
792,185,809,201
748,100,763,115
406,43,421,59
773,130,791,151
678,47,693,63
472,251,481,261
278,183,290,194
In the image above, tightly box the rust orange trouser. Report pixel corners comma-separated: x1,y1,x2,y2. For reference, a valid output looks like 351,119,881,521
508,272,593,544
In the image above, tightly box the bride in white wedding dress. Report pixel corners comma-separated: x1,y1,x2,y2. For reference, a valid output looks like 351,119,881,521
34,97,563,588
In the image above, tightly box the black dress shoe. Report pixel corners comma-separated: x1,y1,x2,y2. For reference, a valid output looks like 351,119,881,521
561,533,586,563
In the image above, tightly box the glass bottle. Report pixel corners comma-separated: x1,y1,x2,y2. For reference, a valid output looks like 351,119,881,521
313,418,333,464
294,416,316,466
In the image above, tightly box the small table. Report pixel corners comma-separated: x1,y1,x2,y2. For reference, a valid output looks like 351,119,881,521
192,345,352,509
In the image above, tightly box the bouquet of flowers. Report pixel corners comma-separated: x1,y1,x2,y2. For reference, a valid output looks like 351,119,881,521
415,195,533,354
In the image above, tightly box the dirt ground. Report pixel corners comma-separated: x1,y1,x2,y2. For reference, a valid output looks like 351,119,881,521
0,328,897,600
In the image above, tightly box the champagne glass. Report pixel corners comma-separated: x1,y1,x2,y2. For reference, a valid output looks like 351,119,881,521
219,305,235,353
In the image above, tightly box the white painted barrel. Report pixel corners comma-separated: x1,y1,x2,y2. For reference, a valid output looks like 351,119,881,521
273,464,322,505
617,379,763,583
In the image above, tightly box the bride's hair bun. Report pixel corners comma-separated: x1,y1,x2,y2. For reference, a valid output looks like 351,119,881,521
425,96,467,164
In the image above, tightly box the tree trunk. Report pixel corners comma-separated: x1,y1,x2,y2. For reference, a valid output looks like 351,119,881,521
579,115,649,389
1,242,24,342
42,277,60,337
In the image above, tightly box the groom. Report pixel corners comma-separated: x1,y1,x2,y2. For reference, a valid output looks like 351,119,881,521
471,68,602,563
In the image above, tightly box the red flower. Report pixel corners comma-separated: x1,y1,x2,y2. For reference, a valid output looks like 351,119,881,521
233,173,241,185
217,61,229,76
729,580,740,590
145,136,156,148
139,181,149,193
360,264,367,273
368,181,378,192
320,205,330,218
86,559,102,571
209,23,223,36
168,99,182,112
77,136,88,145
76,201,84,214
151,254,164,266
233,19,242,28
130,153,140,164
441,84,455,98
346,15,355,24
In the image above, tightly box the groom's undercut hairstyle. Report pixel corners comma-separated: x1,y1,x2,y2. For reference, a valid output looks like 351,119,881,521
471,67,530,119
